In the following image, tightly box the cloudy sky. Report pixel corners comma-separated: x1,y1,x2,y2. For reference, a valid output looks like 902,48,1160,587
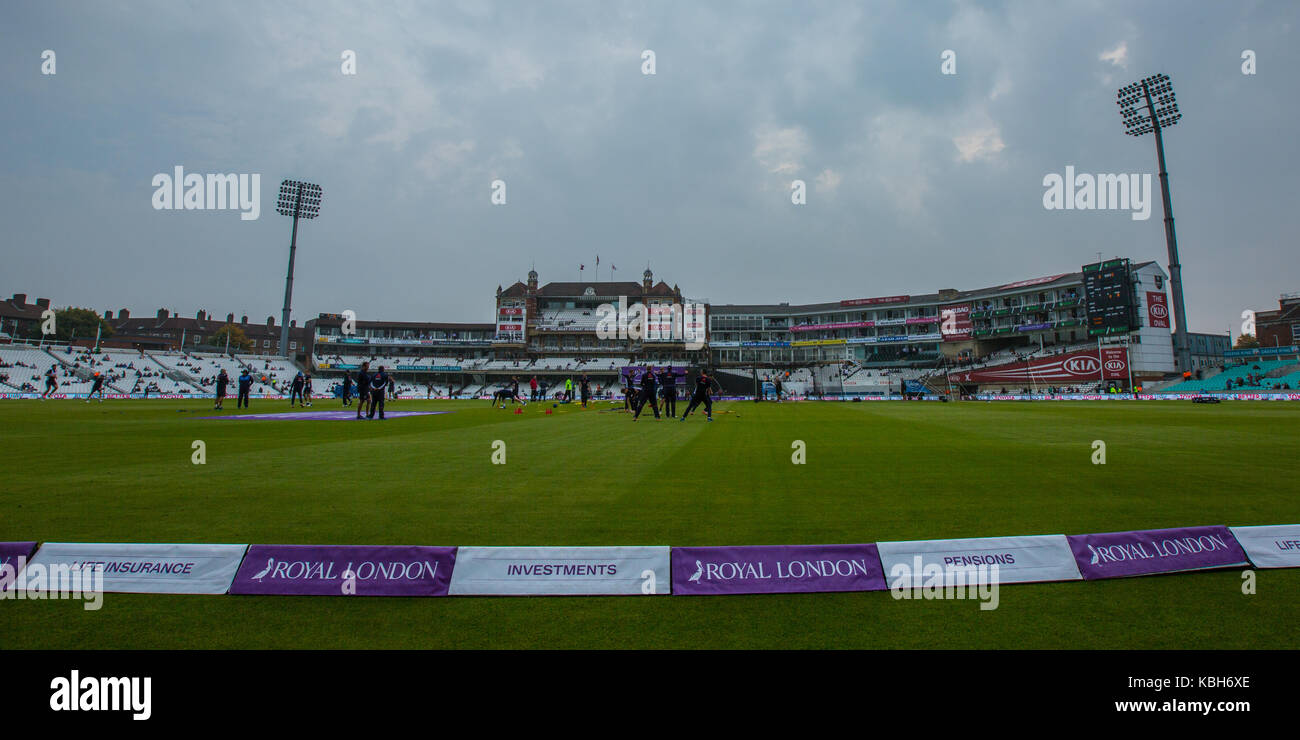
2,1,1296,336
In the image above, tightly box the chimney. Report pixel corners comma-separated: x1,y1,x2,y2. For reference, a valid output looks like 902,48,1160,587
241,315,248,324
267,316,275,327
11,293,26,305
227,312,235,324
119,309,129,320
157,308,169,320
36,298,51,309
290,319,297,328
196,309,206,321
104,310,114,320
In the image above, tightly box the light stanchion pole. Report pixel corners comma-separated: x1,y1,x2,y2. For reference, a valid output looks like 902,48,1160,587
1118,73,1189,371
275,180,323,358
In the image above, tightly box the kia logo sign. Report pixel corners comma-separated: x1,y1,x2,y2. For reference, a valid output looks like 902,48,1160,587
1063,357,1100,375
1150,303,1168,319
1105,360,1125,372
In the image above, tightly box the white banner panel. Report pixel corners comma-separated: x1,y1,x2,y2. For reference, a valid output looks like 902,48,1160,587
449,546,670,595
28,543,249,594
876,534,1082,587
1229,525,1300,569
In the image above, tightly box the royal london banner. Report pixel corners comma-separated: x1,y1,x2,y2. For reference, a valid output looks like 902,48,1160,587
0,542,37,590
229,544,456,596
27,543,248,594
671,544,886,595
1228,525,1300,569
448,546,670,595
1066,526,1248,580
876,534,1082,587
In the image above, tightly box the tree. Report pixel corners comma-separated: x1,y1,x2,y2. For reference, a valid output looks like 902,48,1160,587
1234,333,1260,349
28,307,114,342
209,323,254,352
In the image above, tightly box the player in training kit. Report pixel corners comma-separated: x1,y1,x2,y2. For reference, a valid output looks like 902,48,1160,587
633,366,659,420
657,367,676,418
341,372,353,406
303,374,314,407
355,362,372,419
681,370,715,422
42,365,58,398
88,372,106,403
367,365,388,419
623,370,638,411
290,372,306,406
237,369,253,408
579,373,591,408
214,369,229,409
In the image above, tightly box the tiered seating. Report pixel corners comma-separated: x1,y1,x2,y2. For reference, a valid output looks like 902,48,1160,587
3,346,150,394
315,354,483,371
1160,360,1297,393
242,355,300,394
537,308,600,330
478,358,533,371
1266,370,1300,390
0,345,59,391
532,356,587,370
189,352,262,394
149,351,208,382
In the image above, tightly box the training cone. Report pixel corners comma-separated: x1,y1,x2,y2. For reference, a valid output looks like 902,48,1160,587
514,407,523,414
545,409,553,415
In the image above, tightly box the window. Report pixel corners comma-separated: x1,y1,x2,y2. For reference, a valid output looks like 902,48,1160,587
263,340,270,348
290,342,297,350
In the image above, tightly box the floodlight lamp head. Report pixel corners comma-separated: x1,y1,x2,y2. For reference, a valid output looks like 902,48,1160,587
275,179,324,219
1116,73,1180,137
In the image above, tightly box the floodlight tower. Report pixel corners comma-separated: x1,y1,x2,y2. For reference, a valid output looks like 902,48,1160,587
275,179,323,358
1117,73,1190,371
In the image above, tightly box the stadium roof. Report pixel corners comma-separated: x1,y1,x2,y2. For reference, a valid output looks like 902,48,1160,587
501,280,678,299
711,261,1157,315
309,317,493,332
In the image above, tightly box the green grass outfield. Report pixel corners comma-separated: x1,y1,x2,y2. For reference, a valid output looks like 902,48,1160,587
2,397,1297,649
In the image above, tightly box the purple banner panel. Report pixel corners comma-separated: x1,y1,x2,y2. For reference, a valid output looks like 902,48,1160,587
230,545,456,596
1067,526,1248,580
672,544,886,595
0,542,37,591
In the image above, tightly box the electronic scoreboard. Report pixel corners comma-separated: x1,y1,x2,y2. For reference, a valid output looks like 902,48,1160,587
1081,258,1136,336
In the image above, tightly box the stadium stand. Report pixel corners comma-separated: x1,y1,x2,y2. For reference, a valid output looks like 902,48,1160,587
0,345,64,393
241,355,301,394
535,308,601,331
1159,359,1299,393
